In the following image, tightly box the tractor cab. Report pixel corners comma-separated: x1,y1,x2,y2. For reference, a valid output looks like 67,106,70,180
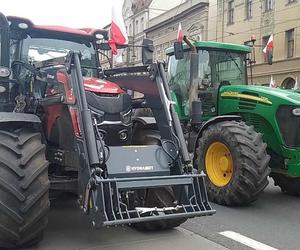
8,16,107,78
7,16,134,146
166,41,251,121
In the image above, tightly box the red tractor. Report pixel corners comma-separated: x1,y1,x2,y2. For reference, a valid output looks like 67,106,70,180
0,13,215,248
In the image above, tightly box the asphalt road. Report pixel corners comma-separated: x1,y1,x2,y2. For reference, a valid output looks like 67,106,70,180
182,179,300,250
23,179,299,250
23,194,226,250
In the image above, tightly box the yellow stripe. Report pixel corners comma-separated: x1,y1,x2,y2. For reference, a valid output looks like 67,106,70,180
221,91,272,105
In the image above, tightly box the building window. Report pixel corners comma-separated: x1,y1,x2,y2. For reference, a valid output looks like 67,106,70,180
246,0,253,19
129,24,132,36
265,0,273,11
135,20,139,34
140,17,144,32
287,0,296,3
286,29,294,58
228,0,234,25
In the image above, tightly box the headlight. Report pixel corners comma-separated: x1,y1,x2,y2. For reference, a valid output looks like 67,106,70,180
95,33,104,39
292,108,300,116
0,67,11,78
0,86,6,93
18,22,29,29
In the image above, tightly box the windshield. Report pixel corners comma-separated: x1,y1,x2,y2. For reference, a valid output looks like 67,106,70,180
19,36,98,77
167,49,247,104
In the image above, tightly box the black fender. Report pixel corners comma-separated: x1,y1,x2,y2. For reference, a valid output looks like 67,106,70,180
0,112,45,143
193,115,242,154
0,112,41,123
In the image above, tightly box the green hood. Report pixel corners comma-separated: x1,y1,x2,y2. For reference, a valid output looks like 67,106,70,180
220,85,300,106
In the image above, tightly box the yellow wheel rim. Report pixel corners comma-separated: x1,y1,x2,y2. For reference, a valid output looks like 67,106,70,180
205,142,233,187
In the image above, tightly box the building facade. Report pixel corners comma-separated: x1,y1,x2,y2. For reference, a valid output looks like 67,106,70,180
122,0,183,66
145,0,209,62
207,0,300,87
100,0,183,68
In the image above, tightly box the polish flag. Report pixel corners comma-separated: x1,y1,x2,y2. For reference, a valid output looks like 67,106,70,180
108,2,128,55
177,22,183,42
263,34,273,54
269,75,276,88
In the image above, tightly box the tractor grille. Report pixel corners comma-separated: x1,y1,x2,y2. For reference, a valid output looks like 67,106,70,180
276,106,300,147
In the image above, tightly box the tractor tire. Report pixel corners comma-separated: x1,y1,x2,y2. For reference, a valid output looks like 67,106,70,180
0,128,50,249
194,120,270,206
271,173,300,196
133,187,187,231
132,128,187,230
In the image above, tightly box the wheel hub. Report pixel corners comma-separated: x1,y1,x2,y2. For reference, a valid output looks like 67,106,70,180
205,142,233,187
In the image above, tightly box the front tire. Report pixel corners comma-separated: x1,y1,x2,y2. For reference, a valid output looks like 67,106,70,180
0,128,50,248
194,121,270,206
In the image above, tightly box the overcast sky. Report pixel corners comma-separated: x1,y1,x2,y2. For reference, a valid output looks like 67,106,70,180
0,0,124,28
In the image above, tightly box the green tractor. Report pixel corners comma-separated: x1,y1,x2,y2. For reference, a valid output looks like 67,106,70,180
162,37,300,206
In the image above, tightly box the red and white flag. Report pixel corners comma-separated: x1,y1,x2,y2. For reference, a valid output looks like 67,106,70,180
263,34,273,54
108,2,128,55
177,22,183,42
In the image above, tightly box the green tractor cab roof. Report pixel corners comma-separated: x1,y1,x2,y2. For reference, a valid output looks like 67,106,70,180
166,40,252,55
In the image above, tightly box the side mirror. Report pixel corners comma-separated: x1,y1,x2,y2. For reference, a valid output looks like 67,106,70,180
174,41,184,60
142,38,154,65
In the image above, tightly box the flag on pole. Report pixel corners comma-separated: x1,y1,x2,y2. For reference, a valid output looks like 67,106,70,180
269,75,276,88
177,22,183,42
263,34,273,54
263,34,273,64
293,77,298,90
108,2,128,55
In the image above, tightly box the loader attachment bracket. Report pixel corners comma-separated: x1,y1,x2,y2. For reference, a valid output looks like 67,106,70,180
90,173,215,227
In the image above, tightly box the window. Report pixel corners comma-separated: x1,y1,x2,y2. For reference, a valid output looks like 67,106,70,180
22,36,97,75
228,0,234,25
288,0,296,3
135,20,139,34
246,0,253,19
140,17,144,32
286,29,294,58
129,24,132,36
265,0,273,11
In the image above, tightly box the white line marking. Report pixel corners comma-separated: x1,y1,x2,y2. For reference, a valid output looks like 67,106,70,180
219,231,278,250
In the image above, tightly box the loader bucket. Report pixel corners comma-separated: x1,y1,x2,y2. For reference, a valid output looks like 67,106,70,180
90,173,215,227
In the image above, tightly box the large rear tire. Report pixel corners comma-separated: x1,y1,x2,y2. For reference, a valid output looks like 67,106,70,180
194,121,270,206
271,173,300,196
0,128,50,248
132,128,187,230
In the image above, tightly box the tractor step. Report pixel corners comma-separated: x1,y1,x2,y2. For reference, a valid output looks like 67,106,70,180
90,174,216,227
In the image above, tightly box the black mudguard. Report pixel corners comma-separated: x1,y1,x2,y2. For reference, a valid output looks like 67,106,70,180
193,115,242,153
